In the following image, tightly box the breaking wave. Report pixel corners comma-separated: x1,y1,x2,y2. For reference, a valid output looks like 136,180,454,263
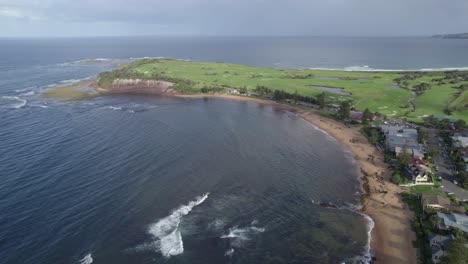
309,65,468,72
1,96,27,109
146,193,210,258
220,220,265,248
77,253,93,264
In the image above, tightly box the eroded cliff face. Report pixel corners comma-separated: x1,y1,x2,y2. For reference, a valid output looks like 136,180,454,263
99,79,176,95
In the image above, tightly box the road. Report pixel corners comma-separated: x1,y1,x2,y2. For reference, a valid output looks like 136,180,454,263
427,129,468,201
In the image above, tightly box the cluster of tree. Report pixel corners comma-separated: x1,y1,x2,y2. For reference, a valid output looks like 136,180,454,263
361,108,373,125
254,86,319,105
413,82,431,95
337,101,351,120
254,85,272,96
423,116,466,130
416,127,429,143
281,73,315,79
457,83,468,91
444,71,468,82
362,126,381,144
200,86,225,94
396,145,412,171
440,235,468,263
394,72,427,86
173,80,197,93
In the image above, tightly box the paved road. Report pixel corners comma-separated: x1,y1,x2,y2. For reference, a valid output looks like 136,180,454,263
427,129,468,201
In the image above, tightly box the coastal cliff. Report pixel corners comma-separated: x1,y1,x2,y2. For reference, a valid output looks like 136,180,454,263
97,79,176,95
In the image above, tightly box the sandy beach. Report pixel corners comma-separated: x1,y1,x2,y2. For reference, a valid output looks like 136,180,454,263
182,94,419,263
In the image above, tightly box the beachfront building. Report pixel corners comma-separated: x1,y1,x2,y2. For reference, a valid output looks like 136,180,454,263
429,233,455,264
437,213,468,233
379,125,425,158
405,164,433,185
421,194,466,214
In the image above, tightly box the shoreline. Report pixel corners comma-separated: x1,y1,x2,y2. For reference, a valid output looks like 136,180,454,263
44,82,418,263
174,94,418,263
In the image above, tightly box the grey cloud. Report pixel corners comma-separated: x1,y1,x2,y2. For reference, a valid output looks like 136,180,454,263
1,0,468,36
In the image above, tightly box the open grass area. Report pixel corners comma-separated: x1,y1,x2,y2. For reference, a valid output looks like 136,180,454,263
97,59,468,122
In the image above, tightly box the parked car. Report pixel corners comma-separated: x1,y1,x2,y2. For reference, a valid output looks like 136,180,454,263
447,192,455,196
453,180,458,185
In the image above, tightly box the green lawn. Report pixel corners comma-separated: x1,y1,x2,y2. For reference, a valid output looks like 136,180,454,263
98,58,468,122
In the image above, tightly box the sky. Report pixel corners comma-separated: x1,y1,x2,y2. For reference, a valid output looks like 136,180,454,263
1,0,468,37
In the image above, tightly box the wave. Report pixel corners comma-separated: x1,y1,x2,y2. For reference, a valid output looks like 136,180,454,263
224,248,235,257
20,91,35,96
147,193,210,258
309,65,468,72
1,96,27,109
77,254,93,264
15,86,37,93
220,220,265,248
106,106,123,111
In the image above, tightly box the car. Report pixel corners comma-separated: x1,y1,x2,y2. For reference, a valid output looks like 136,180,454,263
435,166,439,171
447,192,455,196
453,180,458,185
438,176,442,181
439,185,444,188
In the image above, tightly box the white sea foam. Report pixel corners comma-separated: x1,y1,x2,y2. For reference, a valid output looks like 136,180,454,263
1,96,27,109
220,221,265,247
20,91,35,96
147,193,209,258
78,254,93,264
107,106,123,111
309,65,468,72
224,248,235,257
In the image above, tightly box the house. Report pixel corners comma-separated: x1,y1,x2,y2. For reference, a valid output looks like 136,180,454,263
405,164,432,184
437,213,468,233
350,111,375,123
379,125,425,158
429,233,455,264
422,194,451,212
452,133,468,148
409,157,427,166
421,194,465,213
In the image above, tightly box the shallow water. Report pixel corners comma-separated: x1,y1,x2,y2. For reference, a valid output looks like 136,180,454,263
308,85,351,95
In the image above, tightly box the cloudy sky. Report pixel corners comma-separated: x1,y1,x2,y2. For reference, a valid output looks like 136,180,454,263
1,0,468,37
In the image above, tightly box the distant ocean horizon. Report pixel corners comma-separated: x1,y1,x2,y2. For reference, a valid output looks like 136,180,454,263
1,36,468,71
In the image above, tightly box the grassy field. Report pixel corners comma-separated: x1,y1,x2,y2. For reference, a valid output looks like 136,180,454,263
98,59,468,122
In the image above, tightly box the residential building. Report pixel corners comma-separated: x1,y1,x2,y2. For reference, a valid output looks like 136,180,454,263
437,213,468,233
421,194,466,213
429,233,455,264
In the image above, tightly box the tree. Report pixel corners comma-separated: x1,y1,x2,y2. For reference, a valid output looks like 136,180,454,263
293,89,299,104
417,127,429,143
440,236,468,264
397,145,411,171
338,101,351,120
426,147,440,160
362,108,372,125
239,86,247,95
455,119,466,129
317,92,327,108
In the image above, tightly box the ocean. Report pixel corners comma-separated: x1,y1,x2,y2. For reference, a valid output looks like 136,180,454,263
1,36,466,264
